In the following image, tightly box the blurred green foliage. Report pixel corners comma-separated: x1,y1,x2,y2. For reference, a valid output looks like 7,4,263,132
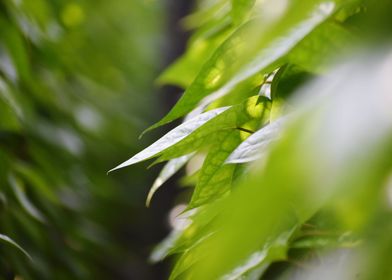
114,0,392,279
0,0,167,279
3,0,392,279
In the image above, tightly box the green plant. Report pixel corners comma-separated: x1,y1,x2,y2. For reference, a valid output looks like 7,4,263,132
113,0,392,279
0,0,164,278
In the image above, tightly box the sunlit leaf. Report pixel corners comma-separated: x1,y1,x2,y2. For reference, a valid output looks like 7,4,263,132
147,0,338,132
109,107,230,172
226,116,288,164
188,129,240,208
155,96,270,164
171,50,392,279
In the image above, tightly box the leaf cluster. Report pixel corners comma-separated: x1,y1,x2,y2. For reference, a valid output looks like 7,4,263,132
113,0,392,279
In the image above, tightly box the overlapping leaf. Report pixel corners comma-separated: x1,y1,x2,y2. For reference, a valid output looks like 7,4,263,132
146,96,270,208
168,50,392,279
109,107,229,172
147,0,339,132
155,96,270,164
226,116,288,164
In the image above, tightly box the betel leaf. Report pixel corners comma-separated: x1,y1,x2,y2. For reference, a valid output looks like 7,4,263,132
0,233,32,261
226,116,288,164
146,153,193,207
146,0,338,133
109,107,229,172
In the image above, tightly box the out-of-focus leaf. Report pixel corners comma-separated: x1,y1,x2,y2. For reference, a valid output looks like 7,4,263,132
288,21,353,73
270,65,312,121
0,233,32,261
291,231,359,249
8,174,47,223
179,170,200,187
146,153,193,207
171,50,392,279
13,163,59,204
0,17,31,81
150,209,196,263
0,77,24,122
182,0,230,30
157,29,231,88
221,230,293,280
147,0,338,132
231,0,255,25
226,116,288,164
109,107,229,172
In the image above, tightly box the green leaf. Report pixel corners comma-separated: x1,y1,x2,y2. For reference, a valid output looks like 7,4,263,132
187,96,270,208
155,96,270,164
182,0,229,30
13,163,59,204
0,77,24,122
221,229,293,280
158,31,231,88
288,21,354,73
150,208,197,263
270,65,313,121
0,17,31,81
226,116,288,164
146,153,193,207
0,233,32,261
231,0,255,25
170,50,392,279
188,130,240,208
146,0,338,132
291,231,359,249
109,107,229,172
8,174,47,223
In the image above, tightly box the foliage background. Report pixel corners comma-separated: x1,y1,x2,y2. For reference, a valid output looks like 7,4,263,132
0,0,187,279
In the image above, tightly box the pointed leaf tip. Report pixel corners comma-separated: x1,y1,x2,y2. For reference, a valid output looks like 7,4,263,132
110,107,230,172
